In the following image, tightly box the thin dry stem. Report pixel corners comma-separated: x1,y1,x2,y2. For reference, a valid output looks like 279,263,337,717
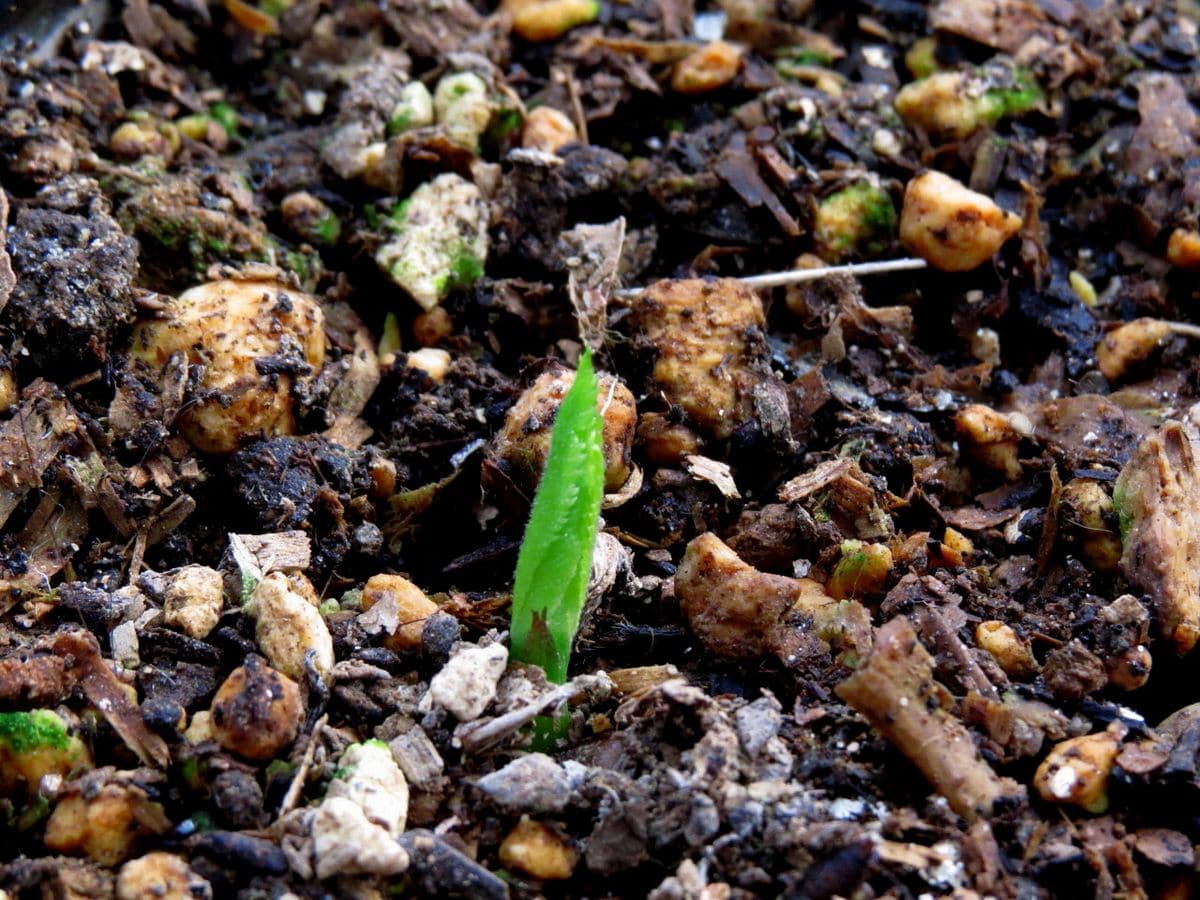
455,672,612,754
616,257,928,298
1165,320,1200,340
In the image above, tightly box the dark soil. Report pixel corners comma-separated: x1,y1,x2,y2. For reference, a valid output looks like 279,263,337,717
1,0,1199,897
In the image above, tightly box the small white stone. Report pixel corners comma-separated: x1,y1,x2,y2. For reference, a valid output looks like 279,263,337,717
375,173,489,311
110,620,139,669
433,72,492,150
327,742,409,836
828,797,866,820
421,641,508,721
162,565,225,640
861,45,891,68
872,128,901,157
302,90,327,116
407,348,452,382
390,81,434,132
692,11,726,40
311,797,409,880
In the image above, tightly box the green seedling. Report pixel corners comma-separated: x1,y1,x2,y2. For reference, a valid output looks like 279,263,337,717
510,348,605,686
0,710,90,799
315,212,341,246
378,313,403,359
432,245,485,295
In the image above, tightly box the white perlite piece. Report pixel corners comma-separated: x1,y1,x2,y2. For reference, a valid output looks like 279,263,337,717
309,741,411,879
311,797,409,879
433,72,492,150
326,741,410,836
375,173,489,311
247,573,334,681
1049,765,1078,799
390,81,434,133
421,641,508,721
162,565,224,639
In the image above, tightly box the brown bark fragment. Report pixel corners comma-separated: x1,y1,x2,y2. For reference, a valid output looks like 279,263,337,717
52,631,170,768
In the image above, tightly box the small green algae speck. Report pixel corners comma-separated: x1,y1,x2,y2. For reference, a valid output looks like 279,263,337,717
0,710,71,754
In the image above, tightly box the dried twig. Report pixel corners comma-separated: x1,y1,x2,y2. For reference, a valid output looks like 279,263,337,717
0,190,13,312
615,257,928,298
455,672,613,754
1162,320,1200,340
552,66,588,145
278,713,328,818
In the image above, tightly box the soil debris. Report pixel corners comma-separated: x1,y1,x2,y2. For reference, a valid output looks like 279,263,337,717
2,1,1200,895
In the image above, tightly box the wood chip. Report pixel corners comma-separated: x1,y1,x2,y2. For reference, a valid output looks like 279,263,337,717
714,145,801,237
233,531,313,573
939,505,1023,531
323,324,380,450
684,454,740,499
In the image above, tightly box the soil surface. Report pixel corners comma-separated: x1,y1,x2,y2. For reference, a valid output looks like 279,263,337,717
1,0,1200,898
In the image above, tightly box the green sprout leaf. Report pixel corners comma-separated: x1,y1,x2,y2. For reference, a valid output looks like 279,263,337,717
379,312,403,359
510,348,605,685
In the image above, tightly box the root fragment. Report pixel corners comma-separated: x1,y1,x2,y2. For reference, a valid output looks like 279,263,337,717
836,617,1025,822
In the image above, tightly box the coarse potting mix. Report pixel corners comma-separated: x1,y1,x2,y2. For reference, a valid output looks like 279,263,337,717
0,0,1199,896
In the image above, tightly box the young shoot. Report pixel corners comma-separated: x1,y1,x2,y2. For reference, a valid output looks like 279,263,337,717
510,348,605,684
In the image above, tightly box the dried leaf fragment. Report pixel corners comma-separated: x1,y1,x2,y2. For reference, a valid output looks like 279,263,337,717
561,218,625,352
0,381,81,530
684,454,740,499
778,458,895,540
